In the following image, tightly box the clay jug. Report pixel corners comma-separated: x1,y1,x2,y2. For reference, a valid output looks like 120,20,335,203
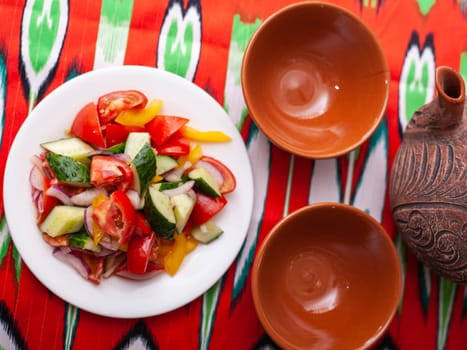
390,66,466,284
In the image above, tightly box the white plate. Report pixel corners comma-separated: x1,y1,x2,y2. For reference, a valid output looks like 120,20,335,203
4,66,253,318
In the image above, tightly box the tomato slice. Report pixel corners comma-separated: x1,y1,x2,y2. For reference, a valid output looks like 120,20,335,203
97,90,148,125
190,192,227,225
199,156,236,193
146,115,189,146
70,102,106,148
157,132,190,156
92,190,136,244
90,155,134,192
36,176,61,224
127,234,155,274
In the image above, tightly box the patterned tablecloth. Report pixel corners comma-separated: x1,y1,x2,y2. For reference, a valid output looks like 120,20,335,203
0,1,466,349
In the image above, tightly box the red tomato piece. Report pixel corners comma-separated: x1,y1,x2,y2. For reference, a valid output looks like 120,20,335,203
146,115,189,146
133,212,153,237
199,156,236,193
125,125,147,133
190,192,228,226
97,90,148,125
92,190,136,244
36,176,61,224
157,132,190,156
105,123,147,148
90,155,134,192
127,234,155,274
105,123,129,147
70,102,106,148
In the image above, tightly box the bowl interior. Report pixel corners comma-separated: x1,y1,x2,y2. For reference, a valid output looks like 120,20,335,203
252,203,401,350
242,2,389,158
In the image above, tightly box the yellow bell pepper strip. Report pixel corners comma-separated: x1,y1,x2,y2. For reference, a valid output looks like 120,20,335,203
185,235,198,254
157,239,174,258
180,125,232,142
177,143,203,168
114,98,163,127
163,233,188,276
151,175,164,184
188,143,203,164
91,193,108,245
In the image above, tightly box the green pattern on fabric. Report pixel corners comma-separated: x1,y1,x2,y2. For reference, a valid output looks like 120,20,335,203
363,0,378,8
437,278,457,350
29,0,60,74
405,61,431,125
95,0,133,64
417,0,436,15
0,216,10,266
12,244,21,282
64,305,79,350
223,14,261,129
199,279,222,350
418,264,432,318
228,15,261,86
164,19,194,78
460,51,467,82
158,2,201,81
21,0,68,111
283,156,294,218
225,14,264,304
350,120,388,221
233,123,272,303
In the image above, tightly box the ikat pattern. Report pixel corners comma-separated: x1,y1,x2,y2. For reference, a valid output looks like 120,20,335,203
0,1,465,350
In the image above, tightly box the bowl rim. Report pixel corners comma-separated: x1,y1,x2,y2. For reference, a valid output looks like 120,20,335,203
251,202,403,350
241,1,390,159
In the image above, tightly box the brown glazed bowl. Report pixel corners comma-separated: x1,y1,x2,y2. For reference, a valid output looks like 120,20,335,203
241,1,389,159
251,203,402,350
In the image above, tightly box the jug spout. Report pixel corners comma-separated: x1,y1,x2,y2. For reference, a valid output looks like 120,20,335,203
434,66,465,129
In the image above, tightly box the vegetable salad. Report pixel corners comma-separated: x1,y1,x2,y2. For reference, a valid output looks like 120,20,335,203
30,90,236,284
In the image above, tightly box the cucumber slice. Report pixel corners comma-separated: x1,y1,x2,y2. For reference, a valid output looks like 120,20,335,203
106,142,125,154
124,132,152,159
156,155,178,176
45,153,91,187
191,220,224,243
132,142,157,196
171,193,195,233
68,231,101,252
152,181,183,191
41,137,94,162
188,167,221,197
40,205,85,237
144,185,176,240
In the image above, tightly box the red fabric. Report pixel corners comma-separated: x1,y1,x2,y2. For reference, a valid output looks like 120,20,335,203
0,1,466,349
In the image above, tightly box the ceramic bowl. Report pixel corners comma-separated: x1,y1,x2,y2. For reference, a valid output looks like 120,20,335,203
241,1,389,159
251,203,402,350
